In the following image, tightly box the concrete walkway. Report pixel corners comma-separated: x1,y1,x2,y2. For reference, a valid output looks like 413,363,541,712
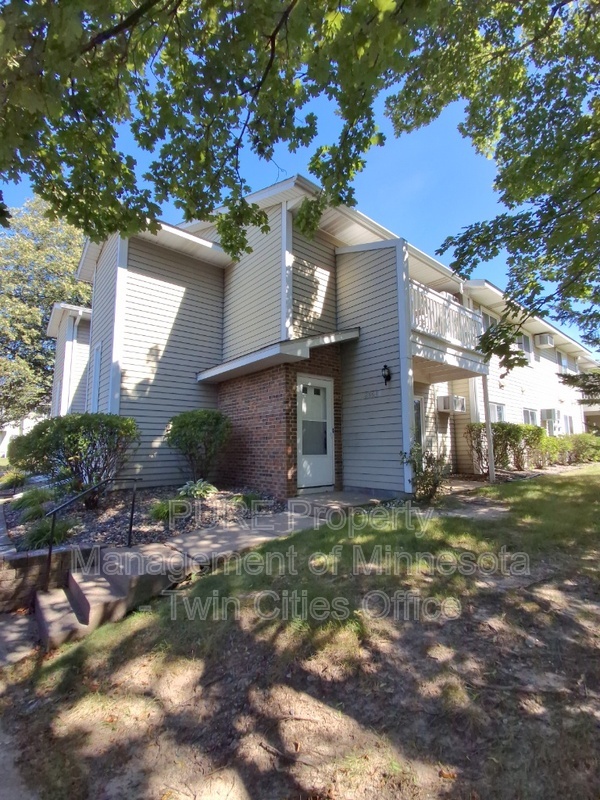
0,509,324,667
167,510,321,563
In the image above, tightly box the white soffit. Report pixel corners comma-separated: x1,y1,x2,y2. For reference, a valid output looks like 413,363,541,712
197,328,360,383
406,243,463,294
466,279,599,368
182,174,398,247
47,303,92,338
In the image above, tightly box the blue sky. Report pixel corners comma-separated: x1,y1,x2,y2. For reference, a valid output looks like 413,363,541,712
1,99,502,281
2,97,593,350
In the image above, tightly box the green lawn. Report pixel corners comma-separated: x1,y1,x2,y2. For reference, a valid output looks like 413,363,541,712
2,465,600,800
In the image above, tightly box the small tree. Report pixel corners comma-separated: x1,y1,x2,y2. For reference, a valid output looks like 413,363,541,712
165,409,231,481
8,413,140,508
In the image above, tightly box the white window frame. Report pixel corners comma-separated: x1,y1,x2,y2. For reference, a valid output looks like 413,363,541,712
523,408,538,426
90,343,102,412
516,333,533,363
563,415,574,435
490,403,506,422
482,311,498,331
556,349,568,375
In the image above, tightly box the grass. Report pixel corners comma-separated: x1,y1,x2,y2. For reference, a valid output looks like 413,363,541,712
2,465,600,799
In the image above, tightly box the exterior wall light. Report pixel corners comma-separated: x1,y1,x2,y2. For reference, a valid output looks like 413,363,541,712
381,365,391,385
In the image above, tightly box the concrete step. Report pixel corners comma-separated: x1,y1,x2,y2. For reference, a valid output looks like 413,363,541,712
68,571,128,628
35,587,90,650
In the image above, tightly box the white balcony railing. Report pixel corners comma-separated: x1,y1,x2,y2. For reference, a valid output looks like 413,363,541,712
410,280,483,351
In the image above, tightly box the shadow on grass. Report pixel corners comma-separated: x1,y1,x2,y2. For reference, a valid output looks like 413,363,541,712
2,468,600,799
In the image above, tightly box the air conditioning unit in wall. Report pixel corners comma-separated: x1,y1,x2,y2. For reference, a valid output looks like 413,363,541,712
534,333,555,349
437,395,467,414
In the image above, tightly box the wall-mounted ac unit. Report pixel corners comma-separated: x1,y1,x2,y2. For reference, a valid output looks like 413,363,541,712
437,395,467,414
534,333,554,349
540,408,560,422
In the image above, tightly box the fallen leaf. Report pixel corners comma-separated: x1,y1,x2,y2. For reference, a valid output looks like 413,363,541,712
439,768,457,780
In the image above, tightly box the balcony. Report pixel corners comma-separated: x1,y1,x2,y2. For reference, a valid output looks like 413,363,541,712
410,280,483,352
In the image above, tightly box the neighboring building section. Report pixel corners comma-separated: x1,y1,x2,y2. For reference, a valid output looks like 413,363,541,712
118,237,223,485
47,303,92,417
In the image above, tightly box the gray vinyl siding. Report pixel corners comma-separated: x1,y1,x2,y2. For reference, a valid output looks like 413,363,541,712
50,316,68,417
223,205,282,360
87,234,119,412
336,247,405,494
449,376,474,472
120,237,223,486
291,229,337,338
69,319,90,413
414,381,455,469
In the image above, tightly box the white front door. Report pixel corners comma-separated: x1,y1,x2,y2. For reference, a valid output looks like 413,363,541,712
297,376,334,489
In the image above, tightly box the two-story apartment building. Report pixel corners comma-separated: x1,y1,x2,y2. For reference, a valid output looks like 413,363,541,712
49,175,597,497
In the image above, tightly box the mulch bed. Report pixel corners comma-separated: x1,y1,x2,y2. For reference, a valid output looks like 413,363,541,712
4,486,286,551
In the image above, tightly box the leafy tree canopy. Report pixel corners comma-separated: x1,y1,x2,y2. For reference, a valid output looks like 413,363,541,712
0,357,41,427
0,0,598,351
560,370,600,406
0,198,90,420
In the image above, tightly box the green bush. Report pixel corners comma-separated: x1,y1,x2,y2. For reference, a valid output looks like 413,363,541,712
20,504,45,522
465,423,600,472
21,518,75,551
570,433,600,463
0,468,27,489
8,413,140,509
166,409,231,480
11,487,54,510
403,444,448,501
150,500,171,522
178,479,218,499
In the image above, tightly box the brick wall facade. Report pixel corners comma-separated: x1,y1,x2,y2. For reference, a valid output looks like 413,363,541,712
217,344,343,498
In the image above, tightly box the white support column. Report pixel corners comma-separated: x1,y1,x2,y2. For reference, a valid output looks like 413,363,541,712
396,239,415,495
108,237,128,415
481,374,496,483
280,202,294,341
60,315,76,415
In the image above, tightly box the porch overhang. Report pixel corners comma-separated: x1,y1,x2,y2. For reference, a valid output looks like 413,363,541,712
411,334,489,383
197,328,360,384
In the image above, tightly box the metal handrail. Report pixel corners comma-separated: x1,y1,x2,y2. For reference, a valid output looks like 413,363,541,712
43,476,139,592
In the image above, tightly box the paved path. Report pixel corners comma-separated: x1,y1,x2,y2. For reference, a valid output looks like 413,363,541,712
0,499,16,556
0,510,323,668
167,511,320,563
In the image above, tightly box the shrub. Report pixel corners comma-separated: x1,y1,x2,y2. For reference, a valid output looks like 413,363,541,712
178,479,218,499
464,423,487,473
21,518,75,551
570,433,600,463
0,468,27,489
403,444,449,502
20,504,45,522
150,500,171,522
8,413,140,509
166,410,231,480
521,425,546,468
12,487,54,511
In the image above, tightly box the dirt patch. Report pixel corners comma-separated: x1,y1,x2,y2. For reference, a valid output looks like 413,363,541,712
5,488,286,551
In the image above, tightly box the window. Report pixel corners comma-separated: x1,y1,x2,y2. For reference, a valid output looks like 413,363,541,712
563,415,574,435
490,403,505,422
516,333,533,363
482,311,498,331
556,349,568,374
523,408,538,426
